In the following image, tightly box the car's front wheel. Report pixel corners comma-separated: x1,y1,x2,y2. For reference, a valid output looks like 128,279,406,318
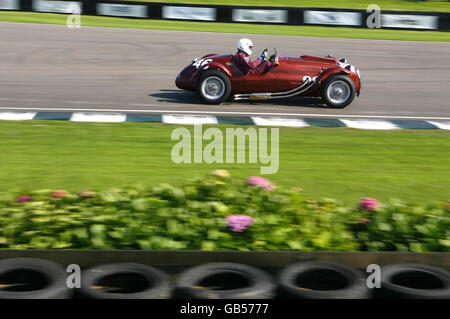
197,70,231,104
321,75,356,108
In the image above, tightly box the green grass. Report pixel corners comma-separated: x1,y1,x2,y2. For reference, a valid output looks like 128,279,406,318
0,121,449,204
125,0,450,12
1,12,449,42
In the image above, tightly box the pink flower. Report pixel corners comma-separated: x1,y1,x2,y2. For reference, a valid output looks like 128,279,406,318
359,198,379,211
247,176,276,191
226,215,255,232
16,196,31,203
52,190,68,199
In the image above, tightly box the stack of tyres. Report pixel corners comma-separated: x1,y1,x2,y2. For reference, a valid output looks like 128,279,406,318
174,262,276,299
0,258,71,299
277,261,371,299
79,263,171,299
376,264,450,299
0,258,449,299
275,262,449,299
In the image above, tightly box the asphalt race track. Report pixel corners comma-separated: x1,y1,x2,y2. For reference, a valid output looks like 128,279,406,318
1,22,450,119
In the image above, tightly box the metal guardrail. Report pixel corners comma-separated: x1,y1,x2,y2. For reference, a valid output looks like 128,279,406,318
1,0,449,31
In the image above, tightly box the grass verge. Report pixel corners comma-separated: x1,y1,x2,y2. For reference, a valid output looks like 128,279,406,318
0,11,449,42
0,120,449,204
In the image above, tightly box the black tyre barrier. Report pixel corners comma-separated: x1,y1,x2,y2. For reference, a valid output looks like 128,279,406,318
79,263,171,299
175,262,275,299
277,261,371,299
0,254,448,299
0,258,71,299
376,264,450,299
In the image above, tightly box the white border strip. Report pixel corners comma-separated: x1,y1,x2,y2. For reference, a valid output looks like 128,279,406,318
0,112,37,120
251,116,309,127
339,119,400,130
1,111,449,130
162,114,218,125
0,107,449,121
70,112,126,122
426,121,450,130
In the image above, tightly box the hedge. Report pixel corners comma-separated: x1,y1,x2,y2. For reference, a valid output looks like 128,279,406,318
1,171,449,251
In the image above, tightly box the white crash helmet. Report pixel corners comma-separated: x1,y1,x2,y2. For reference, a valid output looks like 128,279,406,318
237,38,253,56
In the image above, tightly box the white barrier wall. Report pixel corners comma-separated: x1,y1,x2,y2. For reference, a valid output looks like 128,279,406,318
97,3,147,18
5,1,447,31
33,0,82,14
381,14,438,30
162,6,216,21
232,9,287,24
304,10,362,26
0,0,19,10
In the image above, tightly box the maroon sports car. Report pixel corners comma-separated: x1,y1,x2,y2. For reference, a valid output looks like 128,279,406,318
175,49,361,108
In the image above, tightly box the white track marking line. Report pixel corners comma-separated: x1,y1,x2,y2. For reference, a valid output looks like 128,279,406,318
0,98,120,105
70,112,126,122
162,114,218,125
0,107,449,121
339,119,399,130
0,98,44,102
64,101,119,105
0,112,37,120
426,121,450,130
251,117,309,127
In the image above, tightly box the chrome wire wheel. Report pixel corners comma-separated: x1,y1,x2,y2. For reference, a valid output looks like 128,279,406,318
201,76,225,100
326,80,351,105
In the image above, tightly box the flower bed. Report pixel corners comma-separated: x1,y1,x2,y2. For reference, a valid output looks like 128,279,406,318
1,172,448,251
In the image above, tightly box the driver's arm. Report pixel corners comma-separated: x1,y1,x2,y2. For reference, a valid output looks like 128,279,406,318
244,56,262,69
241,49,269,69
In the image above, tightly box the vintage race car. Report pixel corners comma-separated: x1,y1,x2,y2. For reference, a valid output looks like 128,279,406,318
175,49,361,108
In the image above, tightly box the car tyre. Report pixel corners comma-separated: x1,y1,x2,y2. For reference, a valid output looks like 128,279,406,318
175,262,275,299
376,264,450,299
277,261,371,299
321,74,356,108
79,263,171,299
197,70,231,105
0,258,71,299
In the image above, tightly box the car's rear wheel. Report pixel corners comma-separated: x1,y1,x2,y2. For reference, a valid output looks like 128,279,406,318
197,70,231,104
321,75,355,108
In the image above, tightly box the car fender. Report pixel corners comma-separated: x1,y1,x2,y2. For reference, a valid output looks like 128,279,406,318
319,67,350,82
195,61,232,79
201,53,219,59
315,67,361,97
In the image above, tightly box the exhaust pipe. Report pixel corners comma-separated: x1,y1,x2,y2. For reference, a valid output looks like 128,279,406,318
233,78,316,101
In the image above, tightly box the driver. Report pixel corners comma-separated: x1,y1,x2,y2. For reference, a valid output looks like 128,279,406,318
232,38,278,76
